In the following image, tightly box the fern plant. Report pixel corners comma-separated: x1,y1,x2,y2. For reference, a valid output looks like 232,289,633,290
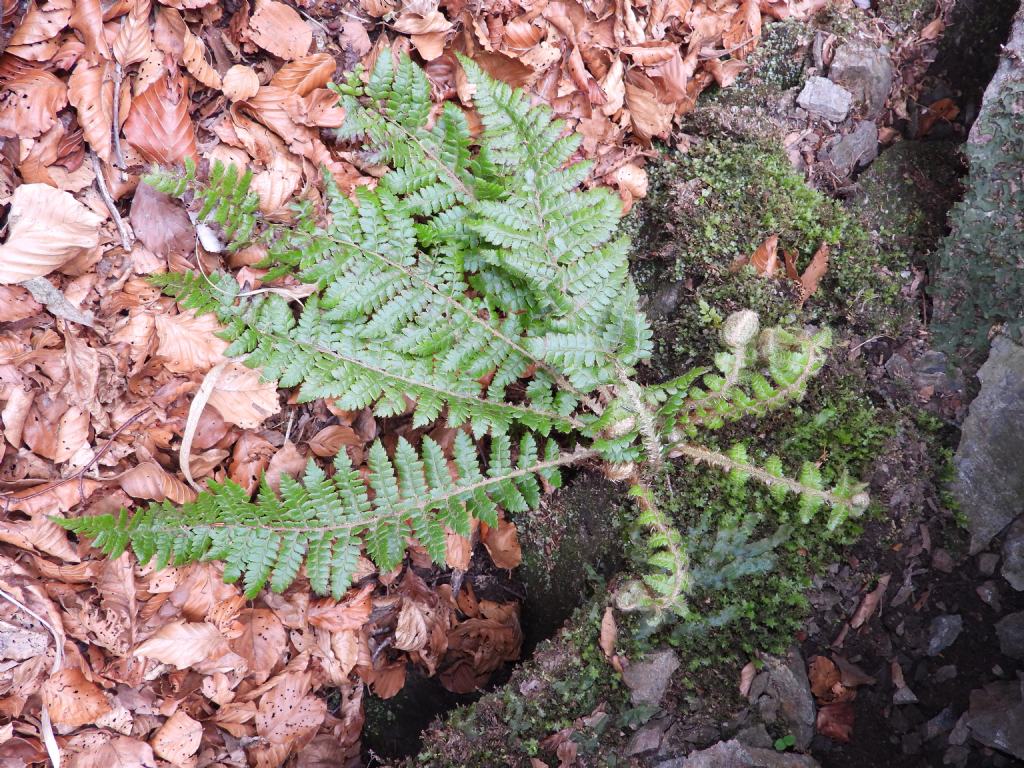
59,53,868,616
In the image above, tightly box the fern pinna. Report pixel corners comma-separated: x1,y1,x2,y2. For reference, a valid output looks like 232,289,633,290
60,53,868,619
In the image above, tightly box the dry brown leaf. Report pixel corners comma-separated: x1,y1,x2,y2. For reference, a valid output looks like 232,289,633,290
69,737,156,768
118,460,197,503
264,441,306,491
134,620,230,668
152,711,202,765
68,60,122,163
223,64,261,101
307,425,361,457
0,512,81,561
154,310,229,373
0,285,43,322
7,0,72,47
251,151,303,214
798,241,829,305
849,573,890,629
247,0,311,61
41,667,112,727
739,660,757,698
624,71,673,141
231,609,286,685
598,606,616,659
129,182,195,256
228,431,275,494
182,26,222,89
122,65,197,166
723,0,762,60
481,518,522,569
112,0,154,66
920,17,945,40
394,600,429,652
751,234,779,277
0,69,68,138
816,700,855,742
393,9,452,35
69,0,110,63
206,362,281,429
918,97,959,138
251,672,327,768
269,53,336,96
307,584,373,632
153,4,186,59
0,183,103,284
808,655,841,701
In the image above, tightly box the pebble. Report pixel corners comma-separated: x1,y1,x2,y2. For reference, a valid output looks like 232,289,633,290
797,76,854,123
995,611,1024,659
931,548,955,573
927,614,963,656
934,664,958,684
978,552,1000,576
976,581,1001,612
922,706,959,741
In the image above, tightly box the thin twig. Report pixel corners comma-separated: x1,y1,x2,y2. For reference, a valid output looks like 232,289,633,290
90,152,134,251
112,62,127,176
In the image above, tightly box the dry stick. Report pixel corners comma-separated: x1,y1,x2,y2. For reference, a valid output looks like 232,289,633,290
112,62,127,177
90,152,134,251
0,406,153,514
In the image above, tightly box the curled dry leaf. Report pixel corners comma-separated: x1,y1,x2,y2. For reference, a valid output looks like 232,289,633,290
0,184,103,284
152,710,202,765
0,69,68,138
129,181,196,257
71,737,156,768
134,620,230,668
0,285,43,322
118,460,197,503
264,441,306,491
269,53,336,96
112,0,155,66
798,242,829,306
70,0,111,63
182,25,222,89
7,0,72,47
41,667,112,727
481,518,522,569
751,234,780,277
816,700,855,742
307,424,360,457
68,60,121,163
122,65,198,166
246,0,312,61
223,64,261,101
850,573,890,629
154,311,229,373
598,607,616,660
206,362,281,429
251,672,327,768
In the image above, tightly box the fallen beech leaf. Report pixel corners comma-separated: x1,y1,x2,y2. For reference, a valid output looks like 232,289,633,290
182,25,222,89
113,0,155,66
154,310,229,373
247,0,312,60
850,573,890,629
0,512,81,561
122,65,198,165
41,667,112,727
118,460,197,503
308,424,361,457
207,362,281,429
367,661,406,699
7,0,72,48
482,517,522,569
129,182,196,256
739,661,757,698
269,53,336,96
0,69,67,138
723,0,762,60
0,285,43,321
134,620,230,668
920,17,945,40
251,151,304,213
152,711,202,764
70,737,156,768
68,60,123,163
833,655,877,688
599,607,616,659
393,9,452,35
229,431,276,494
808,655,841,701
251,672,327,768
624,71,674,141
410,31,447,61
816,700,855,742
223,64,261,101
751,234,780,276
918,97,959,138
264,441,306,491
798,242,829,306
307,584,374,632
231,608,286,685
70,0,110,63
394,599,429,652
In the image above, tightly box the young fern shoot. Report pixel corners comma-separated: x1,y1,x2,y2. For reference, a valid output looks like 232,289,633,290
59,53,868,621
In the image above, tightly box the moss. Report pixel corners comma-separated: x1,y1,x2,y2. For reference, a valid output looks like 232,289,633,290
627,140,904,380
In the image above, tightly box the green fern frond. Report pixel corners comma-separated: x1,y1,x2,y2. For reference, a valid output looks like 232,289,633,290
58,434,576,599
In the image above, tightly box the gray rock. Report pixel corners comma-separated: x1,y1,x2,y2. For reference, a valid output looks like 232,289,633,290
760,647,816,751
979,552,1001,576
913,351,964,394
1002,518,1024,590
894,685,920,705
622,649,680,707
627,724,665,756
676,739,821,767
928,614,964,656
995,612,1024,659
955,335,1024,553
949,712,970,745
735,724,773,749
943,745,970,768
824,121,878,176
923,706,959,741
797,77,853,122
977,581,1002,612
932,548,955,573
934,665,958,684
965,680,1024,759
828,42,894,119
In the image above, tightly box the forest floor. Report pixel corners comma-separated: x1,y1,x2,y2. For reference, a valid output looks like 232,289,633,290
1,0,1022,767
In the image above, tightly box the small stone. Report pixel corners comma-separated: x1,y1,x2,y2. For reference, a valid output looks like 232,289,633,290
913,351,963,394
979,553,1000,576
823,120,879,176
748,672,769,702
627,725,665,756
977,581,1001,612
923,706,959,741
735,723,773,749
943,745,970,768
797,76,853,122
948,713,970,745
622,649,680,707
675,739,822,767
885,353,913,379
965,681,1024,759
828,42,894,119
932,548,955,573
1001,518,1024,590
894,685,920,705
995,611,1024,659
760,647,817,751
927,614,964,656
934,665,958,684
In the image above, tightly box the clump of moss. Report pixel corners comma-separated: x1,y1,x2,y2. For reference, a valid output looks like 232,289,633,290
628,140,903,380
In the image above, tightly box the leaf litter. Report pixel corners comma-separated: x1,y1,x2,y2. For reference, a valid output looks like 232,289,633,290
0,0,829,763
